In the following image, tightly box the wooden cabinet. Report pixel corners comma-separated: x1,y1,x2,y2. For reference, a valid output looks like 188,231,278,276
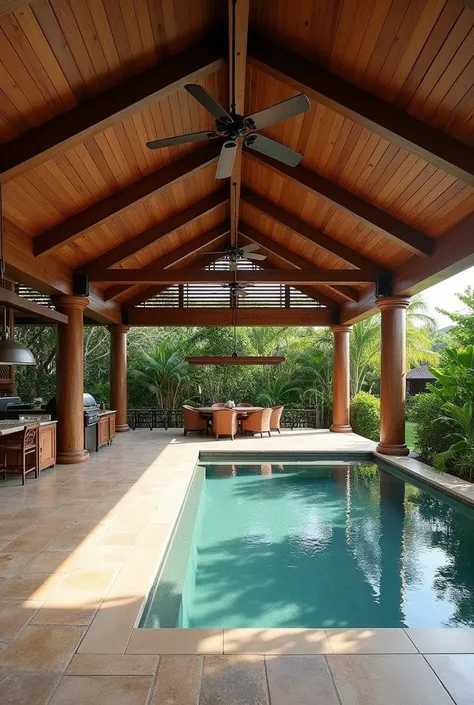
96,412,116,451
38,423,56,471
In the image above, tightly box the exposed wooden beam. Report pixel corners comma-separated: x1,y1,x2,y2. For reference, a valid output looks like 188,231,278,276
34,144,221,257
128,307,332,327
229,0,249,247
341,212,474,325
248,33,474,186
93,268,376,285
246,151,433,256
239,223,358,303
0,39,224,182
241,187,387,275
107,224,229,301
81,190,228,277
0,288,67,324
256,257,339,309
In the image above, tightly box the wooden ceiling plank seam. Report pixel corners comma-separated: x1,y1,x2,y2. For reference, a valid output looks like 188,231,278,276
0,34,225,181
247,32,474,185
33,142,221,257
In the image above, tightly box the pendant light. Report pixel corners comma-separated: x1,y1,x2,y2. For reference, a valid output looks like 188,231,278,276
0,183,36,365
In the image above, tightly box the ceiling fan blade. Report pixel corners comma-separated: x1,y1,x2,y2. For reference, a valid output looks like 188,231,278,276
246,252,267,261
244,134,303,167
241,243,260,253
185,84,232,124
240,283,255,288
244,94,310,131
216,140,237,179
236,289,249,297
146,131,218,149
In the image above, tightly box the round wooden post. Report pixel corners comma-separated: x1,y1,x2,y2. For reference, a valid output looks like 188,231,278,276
376,296,410,456
109,324,130,432
54,296,89,464
330,325,352,433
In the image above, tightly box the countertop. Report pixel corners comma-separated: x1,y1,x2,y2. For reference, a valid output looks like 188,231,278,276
0,420,57,436
98,410,116,416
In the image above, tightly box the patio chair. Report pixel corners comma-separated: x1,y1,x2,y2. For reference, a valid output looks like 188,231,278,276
212,409,238,440
241,408,272,438
270,405,284,434
183,405,208,436
1,425,39,485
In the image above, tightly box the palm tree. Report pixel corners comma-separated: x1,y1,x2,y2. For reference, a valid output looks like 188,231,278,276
130,343,196,408
255,376,301,407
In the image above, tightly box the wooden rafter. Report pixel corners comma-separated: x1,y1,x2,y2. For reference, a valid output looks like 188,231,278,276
80,191,228,277
129,307,332,327
0,288,67,324
241,187,387,275
34,144,221,257
229,0,249,247
246,151,433,256
239,223,357,303
0,39,224,182
91,268,376,285
248,33,474,186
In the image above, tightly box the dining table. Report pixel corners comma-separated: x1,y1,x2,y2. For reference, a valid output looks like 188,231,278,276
196,406,263,416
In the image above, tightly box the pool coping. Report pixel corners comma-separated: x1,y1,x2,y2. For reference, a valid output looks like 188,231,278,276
77,436,474,656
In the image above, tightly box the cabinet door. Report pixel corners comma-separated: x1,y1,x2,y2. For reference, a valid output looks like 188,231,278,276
98,418,109,447
39,424,56,470
109,414,115,440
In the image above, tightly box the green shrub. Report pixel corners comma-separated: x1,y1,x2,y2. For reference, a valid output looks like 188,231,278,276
410,393,455,465
350,392,380,441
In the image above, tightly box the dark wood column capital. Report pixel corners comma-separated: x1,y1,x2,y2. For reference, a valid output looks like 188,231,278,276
52,295,89,311
109,324,130,432
331,324,352,433
376,295,410,456
108,324,131,335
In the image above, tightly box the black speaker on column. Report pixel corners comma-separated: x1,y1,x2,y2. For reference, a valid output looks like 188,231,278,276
375,274,392,298
73,274,89,297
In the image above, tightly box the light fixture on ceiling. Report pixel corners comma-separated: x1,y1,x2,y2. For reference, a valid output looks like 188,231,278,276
0,183,36,366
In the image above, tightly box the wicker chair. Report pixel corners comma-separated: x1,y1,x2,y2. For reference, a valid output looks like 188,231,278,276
1,425,39,485
182,405,208,436
241,408,272,438
270,405,284,434
212,409,238,440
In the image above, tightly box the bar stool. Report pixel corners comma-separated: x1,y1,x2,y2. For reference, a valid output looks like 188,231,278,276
1,425,39,485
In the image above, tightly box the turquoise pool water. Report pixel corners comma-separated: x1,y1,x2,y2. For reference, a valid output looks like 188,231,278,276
140,457,474,629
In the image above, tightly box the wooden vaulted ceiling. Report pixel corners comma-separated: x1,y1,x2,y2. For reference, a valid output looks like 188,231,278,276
1,0,473,326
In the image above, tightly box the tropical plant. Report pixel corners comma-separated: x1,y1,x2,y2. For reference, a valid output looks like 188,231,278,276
295,333,333,426
428,345,474,407
350,392,380,441
130,343,197,408
410,393,455,464
255,376,301,407
438,286,474,347
433,402,474,480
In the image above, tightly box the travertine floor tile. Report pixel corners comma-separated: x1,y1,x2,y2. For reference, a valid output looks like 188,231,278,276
0,624,85,672
406,628,474,653
0,599,41,641
49,675,153,705
67,653,159,675
265,656,339,705
425,654,474,705
200,655,269,705
77,598,143,654
0,671,60,705
0,552,32,579
149,656,202,704
0,573,64,601
327,654,455,705
224,628,331,654
127,628,224,655
21,550,78,575
326,628,417,654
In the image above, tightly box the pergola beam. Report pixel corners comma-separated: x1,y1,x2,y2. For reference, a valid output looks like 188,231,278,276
128,307,332,327
92,268,376,285
241,187,387,275
0,288,68,324
246,151,433,256
248,33,474,186
0,39,224,182
34,144,221,257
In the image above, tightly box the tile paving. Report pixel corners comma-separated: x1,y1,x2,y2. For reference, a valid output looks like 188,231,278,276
0,428,472,704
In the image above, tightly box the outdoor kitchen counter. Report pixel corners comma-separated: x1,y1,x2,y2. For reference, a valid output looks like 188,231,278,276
0,421,57,471
0,419,57,436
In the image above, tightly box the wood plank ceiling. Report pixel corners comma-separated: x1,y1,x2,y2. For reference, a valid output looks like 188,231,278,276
0,0,473,325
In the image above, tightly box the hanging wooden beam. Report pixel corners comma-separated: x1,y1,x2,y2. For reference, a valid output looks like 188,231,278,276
241,188,387,275
34,144,221,257
0,38,224,182
0,288,67,324
80,190,228,277
92,268,376,285
246,151,433,256
248,33,474,186
128,307,332,327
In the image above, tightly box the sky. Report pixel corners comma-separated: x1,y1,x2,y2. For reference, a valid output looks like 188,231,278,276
421,265,474,329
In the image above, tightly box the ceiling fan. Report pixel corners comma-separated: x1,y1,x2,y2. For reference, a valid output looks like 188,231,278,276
222,281,255,298
145,4,310,179
203,242,266,271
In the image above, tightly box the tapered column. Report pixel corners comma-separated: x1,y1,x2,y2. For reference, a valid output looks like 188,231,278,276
376,296,410,456
109,324,130,432
331,325,352,433
54,296,89,464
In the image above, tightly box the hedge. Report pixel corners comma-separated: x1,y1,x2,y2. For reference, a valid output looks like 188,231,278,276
350,391,380,441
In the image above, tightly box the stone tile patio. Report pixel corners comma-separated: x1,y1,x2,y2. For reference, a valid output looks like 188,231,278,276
0,428,473,704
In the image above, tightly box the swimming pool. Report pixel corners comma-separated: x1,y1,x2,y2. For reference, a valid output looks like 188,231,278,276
139,455,474,629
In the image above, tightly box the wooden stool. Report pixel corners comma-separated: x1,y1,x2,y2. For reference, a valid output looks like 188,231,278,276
2,425,39,485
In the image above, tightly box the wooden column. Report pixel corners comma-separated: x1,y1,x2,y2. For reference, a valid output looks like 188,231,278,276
376,296,410,456
109,324,130,432
331,325,352,433
54,296,89,464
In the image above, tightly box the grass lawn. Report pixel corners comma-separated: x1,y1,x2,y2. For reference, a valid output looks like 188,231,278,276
405,421,417,451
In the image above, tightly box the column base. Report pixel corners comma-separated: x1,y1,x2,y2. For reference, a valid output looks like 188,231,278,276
57,449,89,465
115,424,130,433
376,442,409,457
330,424,353,433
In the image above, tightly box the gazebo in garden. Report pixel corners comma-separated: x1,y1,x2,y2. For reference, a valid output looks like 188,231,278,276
1,0,473,464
